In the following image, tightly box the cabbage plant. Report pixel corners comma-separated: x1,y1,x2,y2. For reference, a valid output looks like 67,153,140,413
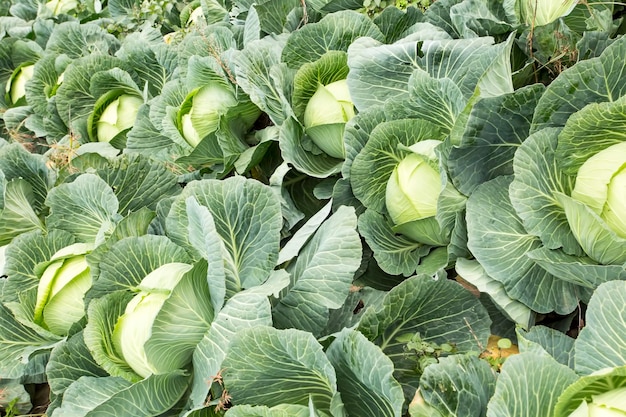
33,243,92,336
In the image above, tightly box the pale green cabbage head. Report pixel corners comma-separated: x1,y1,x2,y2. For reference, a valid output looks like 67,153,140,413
570,142,626,239
45,0,78,15
517,0,578,27
179,84,239,148
112,262,193,378
33,243,93,336
568,387,626,416
5,64,35,105
303,79,355,159
386,140,443,225
96,94,144,143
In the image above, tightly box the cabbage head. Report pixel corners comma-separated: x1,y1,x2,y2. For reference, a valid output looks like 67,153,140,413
303,79,355,159
112,262,193,378
385,140,445,244
567,387,626,416
178,83,260,148
570,142,626,239
96,94,144,143
33,243,93,336
5,64,35,106
45,0,78,15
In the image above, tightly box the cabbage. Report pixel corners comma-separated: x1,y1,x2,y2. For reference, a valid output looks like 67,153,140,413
33,243,93,336
571,142,626,239
303,79,355,159
112,262,193,378
96,94,144,143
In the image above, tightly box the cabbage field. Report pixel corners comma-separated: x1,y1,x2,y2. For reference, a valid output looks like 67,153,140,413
1,0,626,416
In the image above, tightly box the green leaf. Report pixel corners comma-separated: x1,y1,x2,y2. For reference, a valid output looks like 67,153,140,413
83,291,138,382
554,366,626,417
145,261,214,376
419,355,497,417
235,35,294,126
282,10,384,68
384,69,465,134
45,22,119,59
223,327,339,413
166,177,282,291
0,141,53,211
555,193,626,265
517,326,575,369
510,128,581,255
50,372,190,416
456,258,532,328
575,281,626,375
531,36,626,133
358,275,491,400
326,329,404,417
125,104,177,155
422,36,513,99
279,117,343,178
0,179,45,245
346,38,420,112
373,6,424,43
88,235,191,301
273,206,361,336
0,301,61,379
47,331,108,396
486,352,579,417
46,173,119,244
449,84,544,196
466,176,582,314
277,200,332,265
526,247,626,289
358,209,430,277
225,404,313,417
94,154,181,214
189,288,273,408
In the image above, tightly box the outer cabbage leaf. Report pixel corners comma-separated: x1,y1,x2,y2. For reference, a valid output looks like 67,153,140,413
575,281,626,375
358,275,491,401
466,175,583,314
419,354,497,417
282,10,384,68
45,173,118,244
510,128,582,256
189,287,274,409
449,84,544,196
166,177,282,292
517,326,575,369
87,235,191,301
326,329,404,417
273,206,362,336
222,327,341,414
531,36,626,133
486,351,579,417
49,372,190,417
